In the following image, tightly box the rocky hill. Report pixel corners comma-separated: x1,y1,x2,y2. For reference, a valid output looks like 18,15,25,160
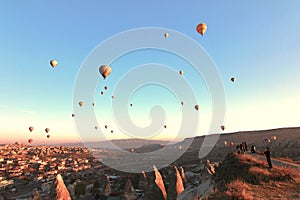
209,152,300,199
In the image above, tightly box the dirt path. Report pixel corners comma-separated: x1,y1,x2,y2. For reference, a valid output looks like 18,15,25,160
245,152,300,171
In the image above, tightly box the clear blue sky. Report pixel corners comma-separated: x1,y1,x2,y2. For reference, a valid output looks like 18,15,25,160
1,0,300,144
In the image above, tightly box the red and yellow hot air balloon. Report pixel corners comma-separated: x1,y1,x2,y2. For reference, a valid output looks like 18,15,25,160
196,23,207,36
28,139,33,144
99,65,112,79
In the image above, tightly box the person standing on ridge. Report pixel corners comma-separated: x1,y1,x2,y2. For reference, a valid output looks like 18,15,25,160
264,147,273,168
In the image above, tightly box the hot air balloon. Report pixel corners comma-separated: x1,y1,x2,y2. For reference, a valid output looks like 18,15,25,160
130,148,135,153
29,126,34,132
92,102,95,106
47,135,50,139
79,101,84,107
196,23,207,36
105,125,108,129
229,141,234,147
221,125,225,131
45,128,50,133
112,96,114,99
181,101,184,106
224,141,228,146
72,114,75,117
99,65,112,79
28,139,33,144
101,91,104,95
179,70,183,75
130,104,133,107
231,77,235,82
164,32,169,38
95,126,98,130
194,105,199,111
273,136,277,140
111,130,114,133
104,86,108,90
164,125,167,128
50,59,58,68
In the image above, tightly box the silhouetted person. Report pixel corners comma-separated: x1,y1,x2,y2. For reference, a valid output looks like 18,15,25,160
264,147,272,168
250,145,256,153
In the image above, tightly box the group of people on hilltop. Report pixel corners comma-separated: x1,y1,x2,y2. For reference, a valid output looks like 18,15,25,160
236,142,248,154
235,141,273,168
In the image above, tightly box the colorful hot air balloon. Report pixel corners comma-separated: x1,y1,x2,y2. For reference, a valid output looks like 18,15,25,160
104,86,108,90
47,135,50,139
72,114,75,117
45,128,50,133
273,136,277,140
221,125,225,131
29,126,34,132
99,65,112,79
28,139,33,144
95,126,98,130
231,77,235,82
229,141,234,147
111,130,114,133
164,32,169,38
105,125,108,129
130,104,133,107
92,102,95,106
79,101,84,107
50,59,58,68
194,105,199,111
101,91,104,95
196,23,207,36
130,148,135,153
179,70,183,75
164,125,167,129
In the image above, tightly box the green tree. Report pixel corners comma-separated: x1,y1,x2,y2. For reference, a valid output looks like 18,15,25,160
92,180,100,195
75,181,87,196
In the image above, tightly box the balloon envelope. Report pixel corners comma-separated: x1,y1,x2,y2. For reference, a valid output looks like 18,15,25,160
45,128,50,133
196,23,207,36
47,135,50,138
99,65,112,79
231,77,235,82
164,32,169,38
104,86,108,90
29,126,34,132
221,125,225,131
194,105,199,111
50,59,58,68
179,70,183,75
28,139,33,144
79,101,84,107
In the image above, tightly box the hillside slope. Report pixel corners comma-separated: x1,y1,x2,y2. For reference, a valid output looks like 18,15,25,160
209,152,300,199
